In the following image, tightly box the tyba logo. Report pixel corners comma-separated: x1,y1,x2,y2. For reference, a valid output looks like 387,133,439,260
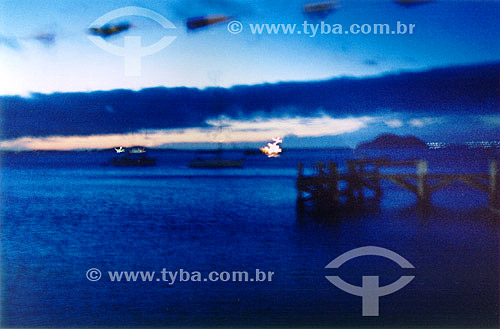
325,246,415,316
88,7,176,76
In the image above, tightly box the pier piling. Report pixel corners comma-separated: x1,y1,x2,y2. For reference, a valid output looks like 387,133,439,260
416,160,429,205
328,162,339,204
489,160,498,208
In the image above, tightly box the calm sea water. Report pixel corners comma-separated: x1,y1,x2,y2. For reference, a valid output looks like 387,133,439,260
1,149,498,328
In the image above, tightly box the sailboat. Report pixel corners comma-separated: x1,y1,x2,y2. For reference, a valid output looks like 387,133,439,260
188,120,243,169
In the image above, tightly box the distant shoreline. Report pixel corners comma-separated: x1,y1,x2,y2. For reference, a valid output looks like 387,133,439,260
1,144,500,153
0,147,354,153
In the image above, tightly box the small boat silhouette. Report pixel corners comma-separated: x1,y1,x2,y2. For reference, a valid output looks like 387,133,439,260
110,155,156,167
189,158,243,169
109,147,156,167
129,147,146,154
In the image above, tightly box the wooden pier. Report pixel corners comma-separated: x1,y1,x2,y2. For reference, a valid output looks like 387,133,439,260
296,159,499,215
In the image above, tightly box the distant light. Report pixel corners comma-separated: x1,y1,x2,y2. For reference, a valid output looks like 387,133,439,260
426,142,449,150
427,141,500,149
260,137,283,157
465,141,500,149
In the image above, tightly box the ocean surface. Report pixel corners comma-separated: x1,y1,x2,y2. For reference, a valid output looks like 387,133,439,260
1,148,499,328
